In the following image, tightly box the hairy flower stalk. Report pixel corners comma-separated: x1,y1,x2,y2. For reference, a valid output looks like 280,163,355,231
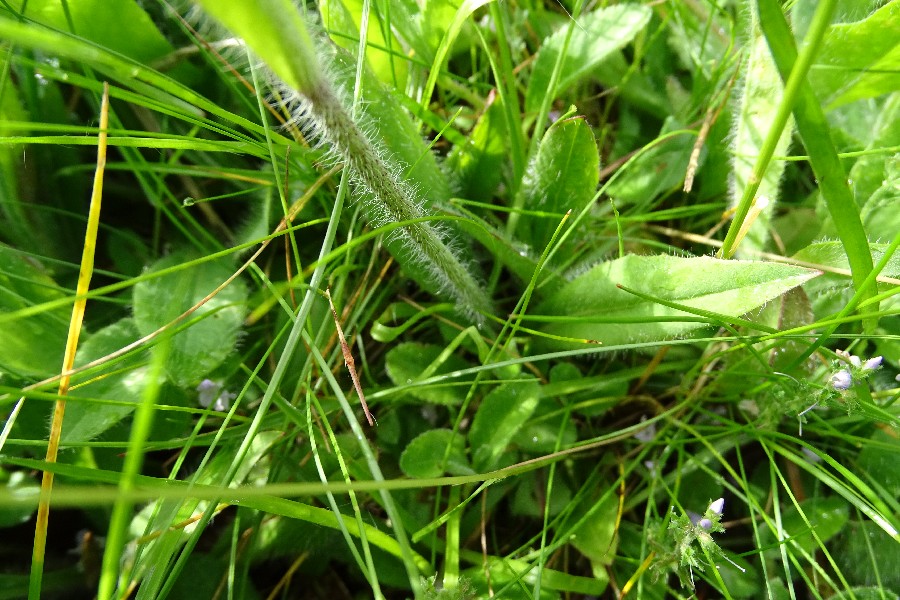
195,0,489,317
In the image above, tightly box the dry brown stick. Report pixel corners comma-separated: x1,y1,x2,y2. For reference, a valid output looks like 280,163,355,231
324,288,375,426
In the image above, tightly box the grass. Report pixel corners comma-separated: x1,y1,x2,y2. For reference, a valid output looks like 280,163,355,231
1,0,899,599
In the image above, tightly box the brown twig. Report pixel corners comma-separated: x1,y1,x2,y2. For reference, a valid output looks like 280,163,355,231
324,288,375,426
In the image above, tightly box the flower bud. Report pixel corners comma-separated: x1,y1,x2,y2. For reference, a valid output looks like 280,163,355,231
862,356,883,371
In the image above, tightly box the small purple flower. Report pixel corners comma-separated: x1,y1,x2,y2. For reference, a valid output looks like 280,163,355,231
197,379,233,411
698,518,712,530
830,369,852,391
862,356,883,371
708,498,725,516
849,355,862,368
197,379,220,407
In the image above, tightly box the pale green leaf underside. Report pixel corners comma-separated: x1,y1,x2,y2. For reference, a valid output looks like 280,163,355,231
536,254,820,347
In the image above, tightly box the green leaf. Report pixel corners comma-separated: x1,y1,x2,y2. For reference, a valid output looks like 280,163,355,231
519,116,599,251
26,0,175,64
61,319,151,443
763,496,849,558
132,250,247,388
792,241,900,277
524,4,652,113
0,471,40,527
319,0,409,87
0,244,68,379
512,400,578,454
834,522,900,590
860,155,900,244
809,2,900,109
790,240,899,315
848,93,900,211
384,342,475,405
446,97,508,201
857,429,900,499
729,9,793,255
468,378,540,471
568,492,618,577
399,429,472,479
535,255,819,348
605,118,695,209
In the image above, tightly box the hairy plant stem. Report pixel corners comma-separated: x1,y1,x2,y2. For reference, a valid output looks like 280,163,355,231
308,82,489,315
196,0,490,318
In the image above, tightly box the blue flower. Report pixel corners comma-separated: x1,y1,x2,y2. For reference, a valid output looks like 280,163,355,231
830,369,852,391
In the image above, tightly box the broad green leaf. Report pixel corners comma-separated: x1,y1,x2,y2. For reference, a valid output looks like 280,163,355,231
384,342,474,405
715,554,761,599
468,378,540,471
810,2,900,109
399,429,472,478
524,4,652,113
132,250,247,388
827,588,900,600
0,244,68,379
519,116,599,251
511,472,572,518
512,398,578,454
462,552,607,596
790,241,900,316
535,255,819,348
61,318,151,443
319,0,409,87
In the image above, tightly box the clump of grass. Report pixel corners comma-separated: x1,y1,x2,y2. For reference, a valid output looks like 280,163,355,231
0,1,898,599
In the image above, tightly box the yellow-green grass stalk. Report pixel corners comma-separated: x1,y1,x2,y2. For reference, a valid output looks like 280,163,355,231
29,82,110,600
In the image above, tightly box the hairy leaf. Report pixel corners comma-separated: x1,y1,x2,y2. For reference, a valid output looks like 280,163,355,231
535,255,819,348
